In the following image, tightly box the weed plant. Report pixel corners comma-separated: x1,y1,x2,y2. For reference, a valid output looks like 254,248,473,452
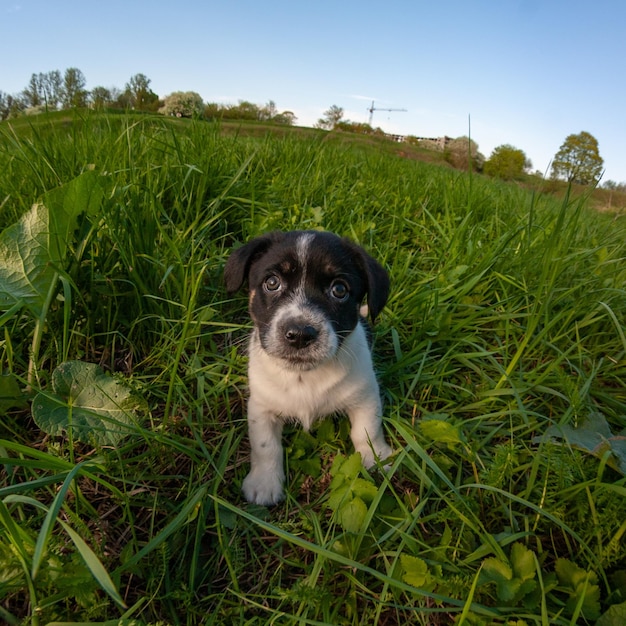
0,111,625,624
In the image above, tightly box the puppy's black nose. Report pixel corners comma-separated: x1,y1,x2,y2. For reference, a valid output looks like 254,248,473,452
284,324,318,348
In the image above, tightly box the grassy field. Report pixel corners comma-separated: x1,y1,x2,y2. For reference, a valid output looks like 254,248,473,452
1,110,626,625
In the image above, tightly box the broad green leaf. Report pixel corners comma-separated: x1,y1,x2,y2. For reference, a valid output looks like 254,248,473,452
608,435,626,475
0,171,102,316
46,169,102,262
329,452,346,479
596,601,626,626
510,542,536,581
338,496,367,533
0,202,57,314
545,412,626,475
400,554,436,591
481,557,522,602
32,360,142,446
480,544,538,605
565,580,601,620
0,373,27,414
327,484,351,512
420,414,463,445
555,558,601,620
351,477,378,502
332,452,363,480
482,557,513,583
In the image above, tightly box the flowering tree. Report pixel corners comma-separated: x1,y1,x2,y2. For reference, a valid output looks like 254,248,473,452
159,91,204,118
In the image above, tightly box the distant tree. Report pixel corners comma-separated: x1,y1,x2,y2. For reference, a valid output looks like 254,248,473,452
257,100,296,125
41,70,62,109
62,67,88,108
259,100,278,121
602,180,626,193
236,100,260,120
316,105,344,130
1,92,25,118
221,100,260,121
22,71,63,110
203,102,223,120
334,120,383,136
0,91,10,120
23,73,43,107
159,91,204,118
551,131,603,185
273,110,297,125
484,144,532,180
122,73,159,111
90,86,113,109
444,136,484,172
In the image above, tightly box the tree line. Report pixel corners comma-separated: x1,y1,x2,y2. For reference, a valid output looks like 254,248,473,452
317,106,621,189
2,68,621,189
0,68,297,126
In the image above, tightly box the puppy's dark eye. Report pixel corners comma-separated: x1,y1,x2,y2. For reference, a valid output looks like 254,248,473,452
330,280,349,301
264,275,281,292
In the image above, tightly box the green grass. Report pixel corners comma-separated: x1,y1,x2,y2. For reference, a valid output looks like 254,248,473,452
1,110,626,625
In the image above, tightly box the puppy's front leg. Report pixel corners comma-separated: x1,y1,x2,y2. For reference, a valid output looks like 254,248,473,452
348,399,392,469
242,399,285,505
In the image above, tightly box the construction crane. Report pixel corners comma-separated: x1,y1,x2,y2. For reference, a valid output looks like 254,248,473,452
367,100,407,126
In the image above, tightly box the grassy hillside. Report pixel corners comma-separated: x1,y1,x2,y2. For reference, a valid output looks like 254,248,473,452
1,110,626,625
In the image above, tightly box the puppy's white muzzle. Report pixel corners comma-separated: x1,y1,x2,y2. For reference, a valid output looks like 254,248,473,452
261,299,339,369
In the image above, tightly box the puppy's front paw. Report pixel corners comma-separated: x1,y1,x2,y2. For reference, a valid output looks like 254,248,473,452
242,470,285,506
358,442,393,469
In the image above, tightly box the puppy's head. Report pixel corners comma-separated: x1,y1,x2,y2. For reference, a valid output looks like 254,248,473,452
224,230,389,369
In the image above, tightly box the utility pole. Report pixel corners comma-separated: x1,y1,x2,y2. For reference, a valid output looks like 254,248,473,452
367,100,407,126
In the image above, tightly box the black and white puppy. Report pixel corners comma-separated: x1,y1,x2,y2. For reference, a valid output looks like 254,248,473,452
224,230,393,505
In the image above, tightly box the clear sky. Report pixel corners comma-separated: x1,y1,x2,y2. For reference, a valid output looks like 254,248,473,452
2,0,625,182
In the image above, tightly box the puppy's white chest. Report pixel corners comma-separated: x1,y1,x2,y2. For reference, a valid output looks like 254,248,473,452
248,325,374,430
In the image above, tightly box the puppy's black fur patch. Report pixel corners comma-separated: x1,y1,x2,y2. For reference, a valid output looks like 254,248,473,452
225,230,389,323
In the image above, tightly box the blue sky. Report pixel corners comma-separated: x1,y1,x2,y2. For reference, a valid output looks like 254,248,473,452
2,0,625,182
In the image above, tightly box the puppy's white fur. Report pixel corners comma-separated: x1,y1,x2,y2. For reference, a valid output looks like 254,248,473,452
243,322,391,506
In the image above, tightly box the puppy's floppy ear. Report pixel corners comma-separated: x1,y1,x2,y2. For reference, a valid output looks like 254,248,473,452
351,244,390,322
224,232,283,293
363,254,390,321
